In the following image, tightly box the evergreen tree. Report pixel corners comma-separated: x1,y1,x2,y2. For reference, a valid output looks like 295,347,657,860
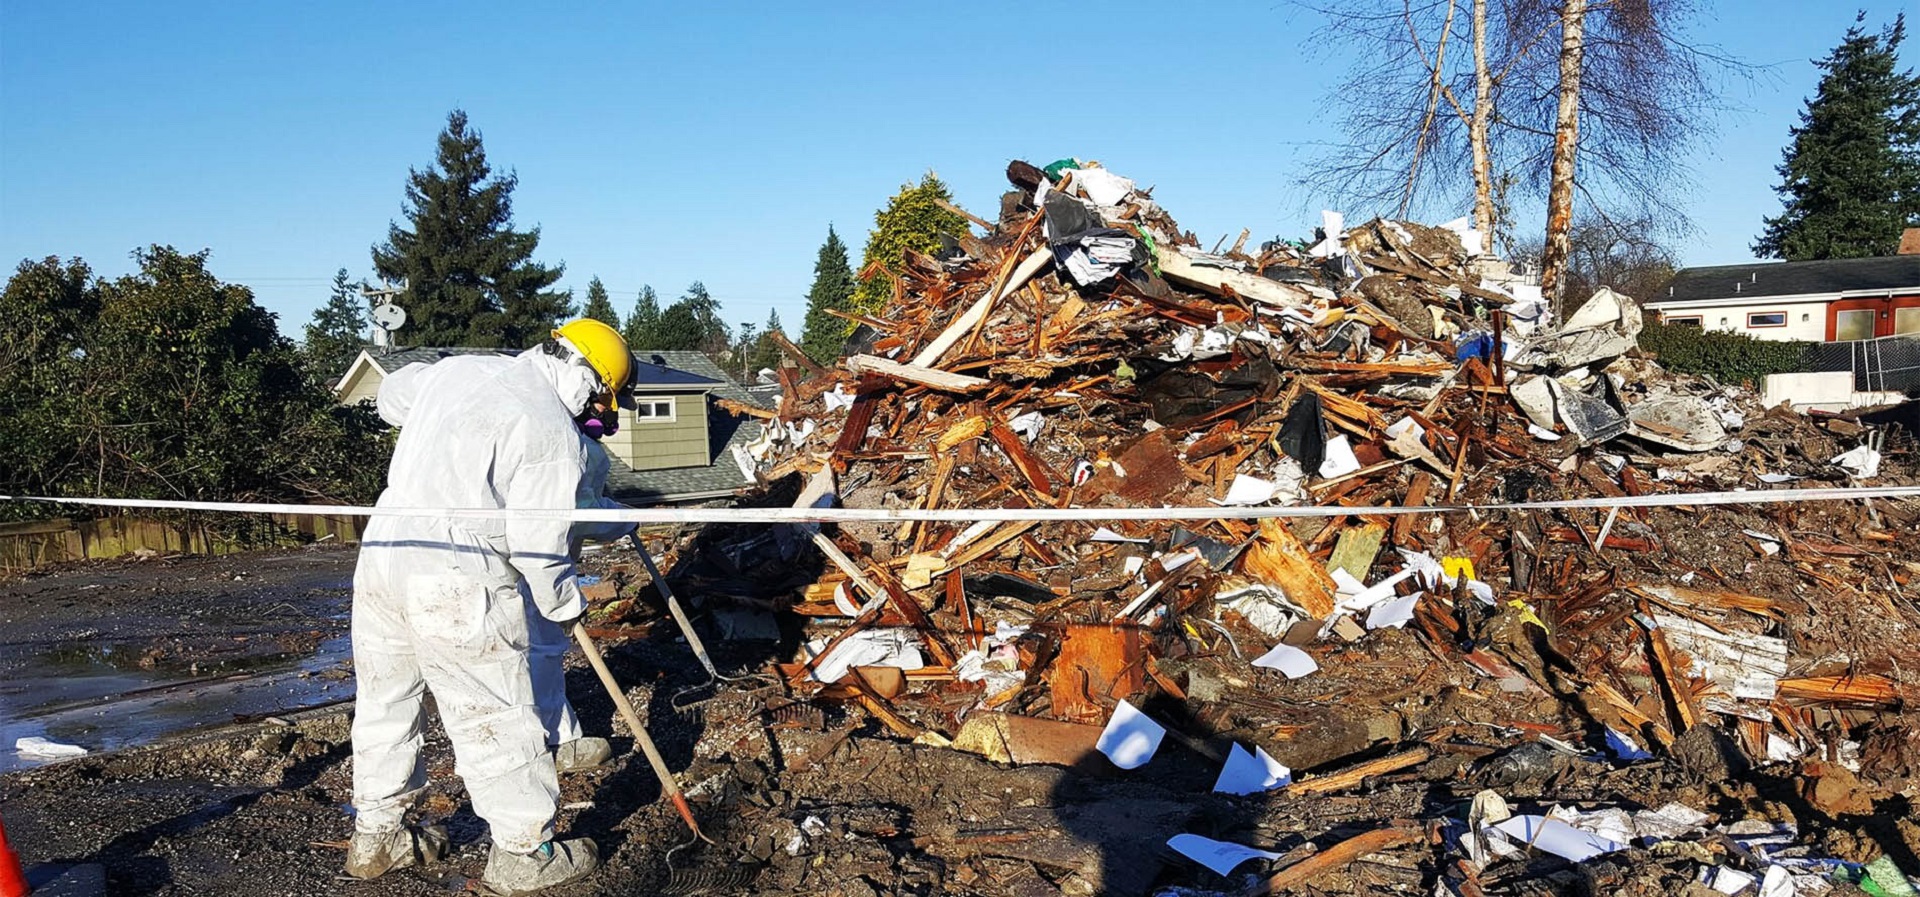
302,269,368,382
799,225,858,364
371,110,569,347
622,284,660,349
581,276,620,329
1754,14,1920,260
749,308,784,375
653,281,728,352
850,175,967,323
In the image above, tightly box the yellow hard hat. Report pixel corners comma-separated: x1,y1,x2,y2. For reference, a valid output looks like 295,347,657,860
552,318,633,401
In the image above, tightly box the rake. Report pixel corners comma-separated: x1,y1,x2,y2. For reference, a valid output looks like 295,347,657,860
626,534,774,714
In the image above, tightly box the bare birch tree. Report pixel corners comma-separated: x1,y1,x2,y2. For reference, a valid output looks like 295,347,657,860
1299,0,1748,310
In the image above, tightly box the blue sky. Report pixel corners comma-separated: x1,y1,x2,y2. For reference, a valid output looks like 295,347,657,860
2,1,1911,346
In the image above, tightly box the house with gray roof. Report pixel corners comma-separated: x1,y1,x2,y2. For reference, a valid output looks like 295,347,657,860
1646,252,1920,343
334,346,763,505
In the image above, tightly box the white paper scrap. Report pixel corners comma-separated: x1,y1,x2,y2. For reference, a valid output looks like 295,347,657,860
1165,833,1284,877
1008,410,1046,442
1318,434,1362,478
1832,445,1882,479
1092,527,1150,544
1527,423,1563,442
808,628,925,683
1758,473,1798,484
1759,865,1795,897
1365,591,1421,630
1385,416,1425,441
822,384,857,412
1704,866,1757,895
1074,167,1136,207
1213,474,1278,506
1213,743,1293,794
1251,642,1319,679
15,736,87,759
1488,815,1625,862
1096,699,1165,770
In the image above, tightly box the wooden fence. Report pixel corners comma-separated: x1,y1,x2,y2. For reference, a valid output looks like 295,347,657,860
0,513,362,572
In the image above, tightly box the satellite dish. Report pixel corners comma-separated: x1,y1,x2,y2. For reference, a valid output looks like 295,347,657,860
372,303,408,331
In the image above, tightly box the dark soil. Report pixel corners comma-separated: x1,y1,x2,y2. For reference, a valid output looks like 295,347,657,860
4,525,1919,896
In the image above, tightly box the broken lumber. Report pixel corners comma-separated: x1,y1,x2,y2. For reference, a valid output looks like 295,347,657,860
1287,747,1432,795
846,354,991,393
1244,823,1424,896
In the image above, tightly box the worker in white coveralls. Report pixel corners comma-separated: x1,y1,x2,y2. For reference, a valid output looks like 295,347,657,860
344,319,634,896
522,400,637,771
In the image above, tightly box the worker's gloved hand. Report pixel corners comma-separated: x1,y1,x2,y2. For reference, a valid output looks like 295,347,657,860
550,611,585,634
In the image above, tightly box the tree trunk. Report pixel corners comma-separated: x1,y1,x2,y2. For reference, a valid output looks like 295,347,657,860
1539,0,1588,317
1469,0,1495,248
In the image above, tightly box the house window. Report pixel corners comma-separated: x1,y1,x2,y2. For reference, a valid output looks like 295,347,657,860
1835,309,1876,341
1896,307,1920,335
1746,311,1787,328
1664,315,1702,327
632,399,675,422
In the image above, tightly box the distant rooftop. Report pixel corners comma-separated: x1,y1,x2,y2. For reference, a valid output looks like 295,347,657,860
1656,256,1920,304
367,346,516,368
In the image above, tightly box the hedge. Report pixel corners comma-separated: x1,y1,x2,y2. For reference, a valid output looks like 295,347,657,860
1636,322,1813,387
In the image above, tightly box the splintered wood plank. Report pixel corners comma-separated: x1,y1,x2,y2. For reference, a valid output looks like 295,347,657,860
1644,611,1700,733
1777,675,1905,709
989,423,1057,495
1287,748,1431,796
1359,254,1514,304
1049,624,1147,725
1240,518,1337,619
769,329,828,377
833,391,879,456
1039,292,1087,353
941,520,1040,571
846,354,990,393
1247,824,1423,896
914,239,1048,368
935,414,991,453
909,453,959,554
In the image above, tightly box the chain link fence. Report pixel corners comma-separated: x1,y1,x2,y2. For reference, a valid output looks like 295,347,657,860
1800,335,1920,394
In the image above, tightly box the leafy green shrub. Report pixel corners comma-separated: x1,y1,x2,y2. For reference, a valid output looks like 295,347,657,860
1637,321,1813,386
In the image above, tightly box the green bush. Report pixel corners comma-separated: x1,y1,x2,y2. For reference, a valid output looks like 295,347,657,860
1637,321,1812,386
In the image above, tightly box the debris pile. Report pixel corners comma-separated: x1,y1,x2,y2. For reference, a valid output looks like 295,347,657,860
617,159,1919,895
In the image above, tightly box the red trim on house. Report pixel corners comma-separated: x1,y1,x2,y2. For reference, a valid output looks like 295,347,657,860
1826,295,1920,339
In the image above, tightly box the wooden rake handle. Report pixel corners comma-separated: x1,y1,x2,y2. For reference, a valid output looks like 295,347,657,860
569,624,710,843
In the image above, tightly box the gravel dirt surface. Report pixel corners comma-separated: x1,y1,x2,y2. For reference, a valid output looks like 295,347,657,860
4,515,1920,896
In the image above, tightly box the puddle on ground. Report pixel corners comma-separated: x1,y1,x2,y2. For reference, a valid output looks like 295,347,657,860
0,632,354,773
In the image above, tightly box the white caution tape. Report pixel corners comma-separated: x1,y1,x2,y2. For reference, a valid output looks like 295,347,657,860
2,485,1916,525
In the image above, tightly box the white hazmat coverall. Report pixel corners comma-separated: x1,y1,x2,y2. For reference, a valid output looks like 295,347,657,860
350,349,603,854
524,437,633,747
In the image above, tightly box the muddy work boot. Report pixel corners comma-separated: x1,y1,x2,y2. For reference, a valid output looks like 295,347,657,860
344,824,450,879
554,737,612,772
482,839,599,895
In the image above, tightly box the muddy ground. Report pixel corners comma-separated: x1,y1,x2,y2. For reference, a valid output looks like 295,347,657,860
3,531,1918,896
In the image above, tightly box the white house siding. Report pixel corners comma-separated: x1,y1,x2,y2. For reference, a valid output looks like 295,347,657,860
339,367,383,405
1644,298,1830,342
